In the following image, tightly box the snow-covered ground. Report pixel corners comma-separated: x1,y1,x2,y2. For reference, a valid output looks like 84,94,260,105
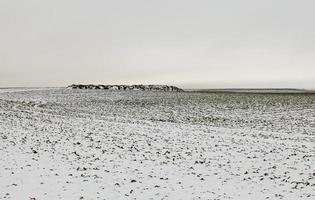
0,88,314,200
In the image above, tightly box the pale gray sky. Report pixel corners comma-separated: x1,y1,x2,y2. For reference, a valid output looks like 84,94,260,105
1,0,315,89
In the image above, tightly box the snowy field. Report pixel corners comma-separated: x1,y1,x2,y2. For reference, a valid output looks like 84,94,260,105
0,88,314,200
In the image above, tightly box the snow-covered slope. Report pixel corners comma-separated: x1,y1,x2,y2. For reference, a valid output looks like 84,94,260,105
0,89,314,200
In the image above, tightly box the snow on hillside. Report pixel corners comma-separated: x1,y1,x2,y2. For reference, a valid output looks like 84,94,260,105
0,89,314,200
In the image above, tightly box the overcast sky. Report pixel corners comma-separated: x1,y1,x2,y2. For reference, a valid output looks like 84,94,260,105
1,0,315,89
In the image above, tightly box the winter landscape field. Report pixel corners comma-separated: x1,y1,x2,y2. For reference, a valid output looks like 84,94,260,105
0,88,314,200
